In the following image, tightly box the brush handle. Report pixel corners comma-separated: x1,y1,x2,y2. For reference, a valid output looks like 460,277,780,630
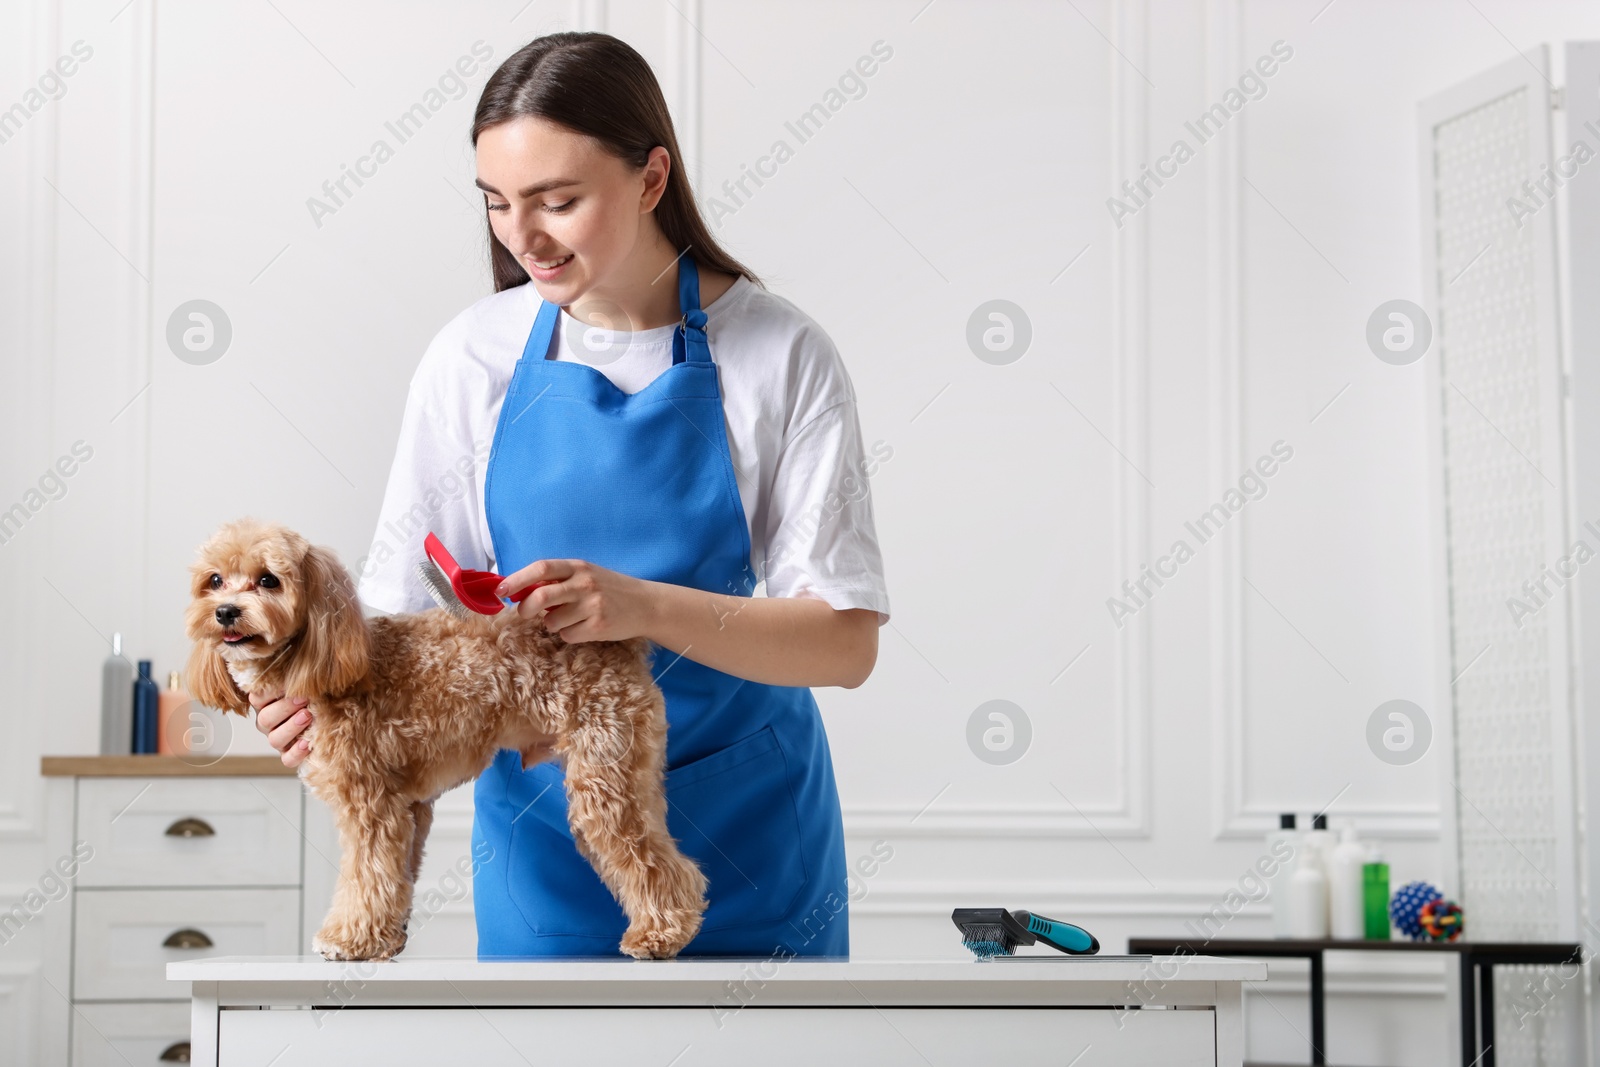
470,573,552,609
1014,911,1099,955
505,582,553,604
425,532,553,614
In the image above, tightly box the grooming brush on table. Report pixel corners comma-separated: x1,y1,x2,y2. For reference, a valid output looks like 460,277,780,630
417,532,556,617
951,908,1101,959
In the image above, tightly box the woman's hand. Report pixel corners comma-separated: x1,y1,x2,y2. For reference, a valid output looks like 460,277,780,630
497,559,656,643
250,688,313,768
497,560,879,688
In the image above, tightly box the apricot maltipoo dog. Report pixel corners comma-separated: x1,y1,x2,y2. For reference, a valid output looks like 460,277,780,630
182,517,708,961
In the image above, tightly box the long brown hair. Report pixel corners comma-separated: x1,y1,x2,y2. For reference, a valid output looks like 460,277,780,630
472,32,757,293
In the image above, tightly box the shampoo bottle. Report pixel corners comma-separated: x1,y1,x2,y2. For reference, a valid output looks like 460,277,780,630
1328,826,1366,939
1268,813,1298,937
99,633,134,755
1309,812,1336,873
132,660,160,754
1363,847,1391,940
157,672,191,756
1287,833,1329,939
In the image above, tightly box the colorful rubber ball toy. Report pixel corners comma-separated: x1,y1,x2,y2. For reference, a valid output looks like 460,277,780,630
1389,881,1443,941
1418,898,1464,942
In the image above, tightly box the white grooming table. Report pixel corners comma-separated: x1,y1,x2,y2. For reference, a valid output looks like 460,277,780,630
169,954,1264,1066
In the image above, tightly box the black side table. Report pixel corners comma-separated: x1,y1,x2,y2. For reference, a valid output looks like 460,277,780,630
1127,937,1581,1067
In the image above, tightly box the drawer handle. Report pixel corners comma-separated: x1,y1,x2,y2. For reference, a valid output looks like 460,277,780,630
164,817,215,838
159,1041,191,1062
163,928,214,949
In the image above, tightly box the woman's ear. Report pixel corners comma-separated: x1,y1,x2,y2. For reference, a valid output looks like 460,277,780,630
280,544,371,700
184,640,249,716
640,144,671,213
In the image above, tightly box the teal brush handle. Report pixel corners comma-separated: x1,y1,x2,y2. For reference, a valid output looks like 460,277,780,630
1016,910,1100,954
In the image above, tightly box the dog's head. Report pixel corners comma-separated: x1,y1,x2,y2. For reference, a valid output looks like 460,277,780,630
183,518,370,713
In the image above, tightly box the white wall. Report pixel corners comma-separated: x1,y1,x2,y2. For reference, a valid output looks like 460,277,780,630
7,1,1600,1064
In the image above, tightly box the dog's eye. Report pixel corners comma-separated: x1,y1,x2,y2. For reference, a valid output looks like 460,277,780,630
259,573,280,589
208,574,222,590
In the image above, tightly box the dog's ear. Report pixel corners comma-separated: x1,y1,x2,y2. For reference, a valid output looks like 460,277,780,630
185,639,249,716
280,544,371,700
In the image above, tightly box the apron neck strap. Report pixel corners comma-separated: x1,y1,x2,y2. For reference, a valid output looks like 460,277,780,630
522,254,711,366
672,254,710,366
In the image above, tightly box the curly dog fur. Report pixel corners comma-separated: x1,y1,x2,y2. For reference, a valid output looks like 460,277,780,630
182,518,708,961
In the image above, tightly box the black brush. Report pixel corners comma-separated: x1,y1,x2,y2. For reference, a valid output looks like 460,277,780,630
951,907,1100,959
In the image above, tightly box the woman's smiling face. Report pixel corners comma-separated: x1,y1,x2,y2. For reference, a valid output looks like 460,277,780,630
475,116,667,305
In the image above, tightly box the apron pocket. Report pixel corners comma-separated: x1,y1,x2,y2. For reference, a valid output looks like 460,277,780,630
517,759,575,841
664,725,810,931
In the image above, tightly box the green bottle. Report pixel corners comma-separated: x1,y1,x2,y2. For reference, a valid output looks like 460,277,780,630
1362,848,1391,940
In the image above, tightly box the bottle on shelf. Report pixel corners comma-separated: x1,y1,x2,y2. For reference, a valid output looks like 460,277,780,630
1287,831,1329,939
132,660,160,754
157,671,192,756
1308,812,1336,873
99,633,134,756
1363,847,1392,940
1328,825,1366,939
1267,813,1298,938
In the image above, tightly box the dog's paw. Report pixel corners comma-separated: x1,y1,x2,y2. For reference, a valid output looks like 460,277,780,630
314,918,408,962
620,909,704,960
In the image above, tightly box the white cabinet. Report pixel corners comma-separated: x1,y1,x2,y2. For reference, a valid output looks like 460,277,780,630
173,956,1261,1067
74,888,300,1000
76,778,304,888
39,757,333,1066
70,1003,194,1067
217,1005,1215,1066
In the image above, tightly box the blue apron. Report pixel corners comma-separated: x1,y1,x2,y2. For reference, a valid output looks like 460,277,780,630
472,257,849,959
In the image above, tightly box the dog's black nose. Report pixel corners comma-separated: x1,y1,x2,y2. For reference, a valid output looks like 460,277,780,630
215,604,242,626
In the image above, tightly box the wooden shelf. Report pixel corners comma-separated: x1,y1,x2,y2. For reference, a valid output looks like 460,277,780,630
40,754,295,777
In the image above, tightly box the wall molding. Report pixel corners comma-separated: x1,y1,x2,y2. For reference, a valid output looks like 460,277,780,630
841,802,1144,838
0,0,58,843
1201,0,1439,841
852,878,1268,919
1105,0,1154,839
570,0,607,32
662,0,703,188
6,0,157,845
0,960,43,1063
857,0,1155,841
1205,0,1244,843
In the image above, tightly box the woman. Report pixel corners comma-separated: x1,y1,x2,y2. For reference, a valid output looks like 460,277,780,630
252,32,890,958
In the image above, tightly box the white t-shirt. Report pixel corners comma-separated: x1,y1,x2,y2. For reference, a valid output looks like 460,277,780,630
356,276,891,627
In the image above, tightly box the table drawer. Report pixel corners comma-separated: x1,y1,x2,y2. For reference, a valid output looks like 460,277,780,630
77,777,302,887
75,887,300,1001
71,1002,192,1067
219,1005,1215,1065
